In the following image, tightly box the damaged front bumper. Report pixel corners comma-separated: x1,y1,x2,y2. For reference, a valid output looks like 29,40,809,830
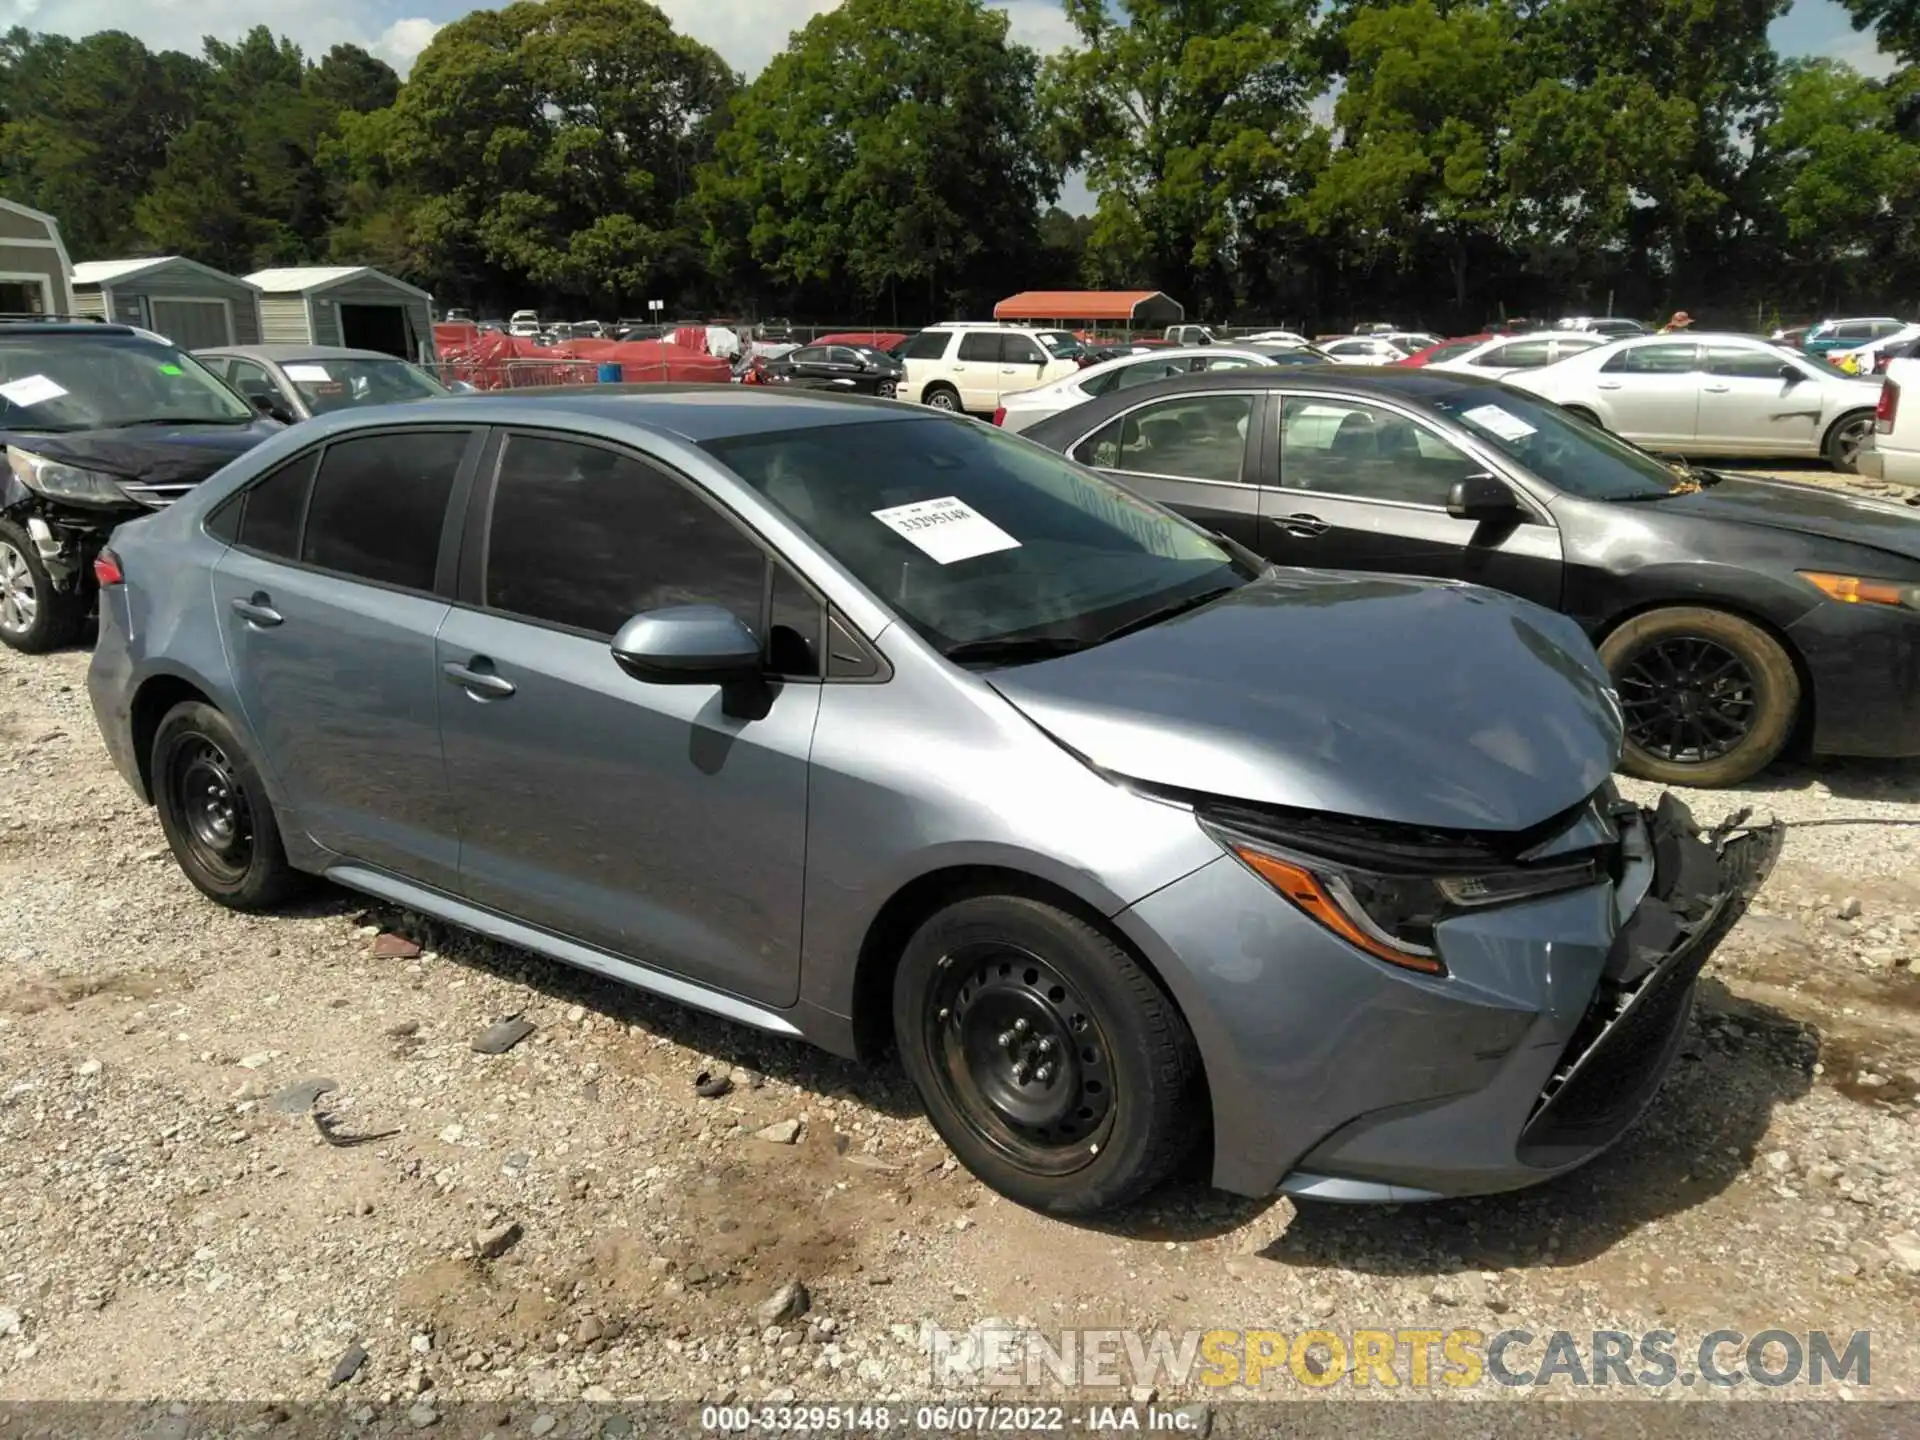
1278,793,1782,1202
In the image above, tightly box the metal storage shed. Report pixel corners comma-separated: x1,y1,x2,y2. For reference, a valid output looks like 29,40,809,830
245,266,437,363
0,199,76,317
71,256,262,347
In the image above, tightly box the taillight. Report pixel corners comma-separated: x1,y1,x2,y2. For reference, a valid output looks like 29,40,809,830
1877,379,1899,434
93,549,124,586
992,407,1006,427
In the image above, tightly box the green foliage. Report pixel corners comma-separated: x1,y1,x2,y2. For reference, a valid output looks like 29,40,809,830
696,0,1053,313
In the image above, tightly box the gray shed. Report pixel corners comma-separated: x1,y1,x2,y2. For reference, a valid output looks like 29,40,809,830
71,256,262,347
245,266,436,363
0,199,76,317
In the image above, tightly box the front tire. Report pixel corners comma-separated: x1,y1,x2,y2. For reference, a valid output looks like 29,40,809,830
0,519,87,653
892,893,1201,1215
1599,607,1801,787
151,701,302,910
1825,409,1875,473
923,385,962,413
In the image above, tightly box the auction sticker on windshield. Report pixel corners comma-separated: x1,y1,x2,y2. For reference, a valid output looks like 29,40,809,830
873,496,1021,564
1462,403,1537,441
0,375,67,408
284,364,332,382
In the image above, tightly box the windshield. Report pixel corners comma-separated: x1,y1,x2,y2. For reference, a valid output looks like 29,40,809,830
1427,385,1683,500
705,417,1249,656
1794,349,1857,380
1035,332,1084,359
283,358,447,414
0,335,252,432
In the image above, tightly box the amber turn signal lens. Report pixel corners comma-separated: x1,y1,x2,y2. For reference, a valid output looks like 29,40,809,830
1798,571,1913,607
1232,846,1446,975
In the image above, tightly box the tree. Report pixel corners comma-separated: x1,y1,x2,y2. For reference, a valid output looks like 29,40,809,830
364,0,735,307
697,0,1053,318
1040,0,1322,313
1838,0,1920,66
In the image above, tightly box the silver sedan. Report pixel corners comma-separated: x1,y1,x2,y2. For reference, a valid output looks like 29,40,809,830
995,346,1297,433
1509,332,1886,471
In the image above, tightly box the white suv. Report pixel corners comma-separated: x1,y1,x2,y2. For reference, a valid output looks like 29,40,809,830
896,324,1084,414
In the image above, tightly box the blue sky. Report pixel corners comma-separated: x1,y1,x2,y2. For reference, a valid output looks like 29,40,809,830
0,0,1888,80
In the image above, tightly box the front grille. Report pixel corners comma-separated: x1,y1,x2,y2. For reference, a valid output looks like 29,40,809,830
116,481,197,509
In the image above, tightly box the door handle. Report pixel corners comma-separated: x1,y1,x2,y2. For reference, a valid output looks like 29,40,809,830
1273,512,1330,538
1597,380,1622,390
442,660,516,699
230,595,283,628
1702,383,1730,393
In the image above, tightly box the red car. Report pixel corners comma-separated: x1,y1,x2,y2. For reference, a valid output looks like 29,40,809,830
1396,334,1493,367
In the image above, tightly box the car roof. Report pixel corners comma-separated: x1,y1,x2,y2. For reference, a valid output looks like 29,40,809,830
195,344,411,363
1021,364,1508,429
334,385,935,444
0,322,143,338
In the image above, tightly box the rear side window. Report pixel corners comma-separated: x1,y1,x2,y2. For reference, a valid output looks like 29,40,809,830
235,452,319,559
1072,394,1255,484
1704,345,1789,380
1603,343,1700,374
898,330,952,361
1478,339,1554,368
958,333,1001,362
300,432,466,590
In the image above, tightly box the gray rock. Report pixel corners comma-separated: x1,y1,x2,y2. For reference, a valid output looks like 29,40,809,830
328,1343,367,1387
472,1017,535,1055
529,1416,557,1438
0,1307,19,1337
755,1280,811,1327
1887,1230,1920,1273
753,1119,801,1145
268,1077,339,1114
581,1384,615,1402
405,1401,439,1428
476,1220,524,1259
764,1387,797,1404
1838,896,1863,921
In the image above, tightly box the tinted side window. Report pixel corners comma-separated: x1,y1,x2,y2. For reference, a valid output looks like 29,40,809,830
788,346,827,364
827,347,862,366
898,330,952,361
236,451,319,559
1602,343,1700,374
485,435,765,638
1478,339,1554,368
1073,395,1254,484
1279,398,1475,507
768,563,823,678
1114,358,1187,390
958,333,1001,362
301,432,465,589
1002,336,1046,365
1705,345,1790,379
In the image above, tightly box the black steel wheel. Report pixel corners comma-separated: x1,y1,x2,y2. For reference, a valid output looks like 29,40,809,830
1600,607,1801,787
922,942,1117,1176
151,700,303,910
892,892,1201,1215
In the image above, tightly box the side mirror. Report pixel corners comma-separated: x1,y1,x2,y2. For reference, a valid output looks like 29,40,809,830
247,390,295,424
610,605,763,685
1779,364,1802,385
448,380,478,394
1447,472,1523,523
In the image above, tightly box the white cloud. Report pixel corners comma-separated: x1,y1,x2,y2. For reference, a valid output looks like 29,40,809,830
0,0,441,73
372,16,442,72
653,0,1080,76
1820,29,1901,78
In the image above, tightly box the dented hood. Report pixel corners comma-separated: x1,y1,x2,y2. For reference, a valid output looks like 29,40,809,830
987,571,1624,832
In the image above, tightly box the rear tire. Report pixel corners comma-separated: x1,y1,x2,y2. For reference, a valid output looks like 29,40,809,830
1824,409,1875,473
1599,607,1801,787
923,385,961,413
0,519,86,654
151,701,303,910
892,893,1201,1215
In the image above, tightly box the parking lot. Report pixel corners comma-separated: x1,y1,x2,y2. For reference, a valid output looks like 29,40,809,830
0,457,1914,1410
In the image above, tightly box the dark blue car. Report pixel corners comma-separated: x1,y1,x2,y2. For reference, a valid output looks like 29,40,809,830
0,322,281,651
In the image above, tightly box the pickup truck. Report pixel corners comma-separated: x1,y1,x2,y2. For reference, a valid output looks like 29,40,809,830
1863,357,1920,485
1163,324,1216,346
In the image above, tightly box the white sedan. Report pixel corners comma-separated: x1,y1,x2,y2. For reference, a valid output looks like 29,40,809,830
1317,335,1411,365
1425,330,1609,378
993,346,1284,433
1507,331,1886,471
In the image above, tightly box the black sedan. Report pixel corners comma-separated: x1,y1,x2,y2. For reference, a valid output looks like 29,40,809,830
759,342,904,397
1024,367,1920,787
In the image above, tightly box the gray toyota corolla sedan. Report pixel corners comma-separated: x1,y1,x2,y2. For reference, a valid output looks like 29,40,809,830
87,388,1780,1214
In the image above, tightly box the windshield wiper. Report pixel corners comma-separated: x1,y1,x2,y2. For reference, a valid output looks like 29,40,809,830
101,415,250,429
941,634,1092,666
1094,585,1239,644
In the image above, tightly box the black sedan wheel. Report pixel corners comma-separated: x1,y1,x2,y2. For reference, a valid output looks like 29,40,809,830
1599,607,1801,787
893,893,1201,1214
152,700,303,910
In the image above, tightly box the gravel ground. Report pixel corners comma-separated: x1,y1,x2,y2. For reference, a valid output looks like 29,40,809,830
1,478,1917,1412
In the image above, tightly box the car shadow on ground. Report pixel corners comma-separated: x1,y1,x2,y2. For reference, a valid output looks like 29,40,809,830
1258,979,1817,1276
1717,754,1920,805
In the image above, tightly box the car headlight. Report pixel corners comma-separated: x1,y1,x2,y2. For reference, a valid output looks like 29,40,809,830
7,446,129,507
1203,821,1605,976
1798,570,1920,610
